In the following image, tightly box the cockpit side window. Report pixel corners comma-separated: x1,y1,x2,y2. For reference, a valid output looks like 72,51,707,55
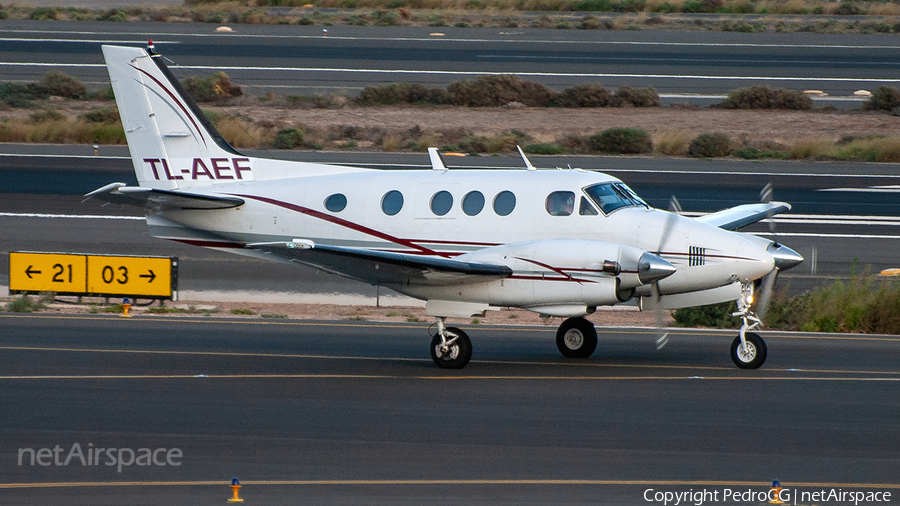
583,183,648,215
579,196,598,216
546,191,575,216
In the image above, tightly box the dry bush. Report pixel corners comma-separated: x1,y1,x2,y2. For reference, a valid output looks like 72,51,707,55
688,132,732,157
589,127,652,154
720,86,812,110
653,129,693,155
555,83,610,107
788,137,832,159
448,75,554,107
612,86,660,107
211,116,264,148
863,86,900,111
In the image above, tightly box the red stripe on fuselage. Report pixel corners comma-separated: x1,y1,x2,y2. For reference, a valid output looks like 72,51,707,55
234,194,449,257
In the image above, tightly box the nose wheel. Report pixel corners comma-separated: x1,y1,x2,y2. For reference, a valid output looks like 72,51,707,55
731,332,767,369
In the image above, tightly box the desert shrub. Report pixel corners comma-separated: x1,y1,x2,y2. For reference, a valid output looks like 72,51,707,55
864,86,900,111
835,2,862,15
30,7,59,20
0,10,9,20
0,83,50,108
720,86,812,110
613,86,660,107
183,72,243,103
612,0,646,12
448,75,554,107
732,146,789,159
42,71,87,99
524,143,566,154
578,15,602,29
355,83,450,105
556,83,610,107
30,109,65,123
673,301,740,328
298,16,314,25
653,129,692,155
373,10,400,26
6,295,45,313
575,0,613,11
98,8,128,21
81,107,121,123
688,132,732,157
274,128,304,149
588,127,652,154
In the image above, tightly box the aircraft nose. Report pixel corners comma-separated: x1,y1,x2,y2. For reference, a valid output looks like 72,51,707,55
768,242,804,271
638,252,676,284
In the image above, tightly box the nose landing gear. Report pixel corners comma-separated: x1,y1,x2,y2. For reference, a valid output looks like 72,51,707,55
730,284,768,369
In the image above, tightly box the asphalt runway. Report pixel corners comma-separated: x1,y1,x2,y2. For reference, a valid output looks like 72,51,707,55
1,20,897,100
1,314,899,505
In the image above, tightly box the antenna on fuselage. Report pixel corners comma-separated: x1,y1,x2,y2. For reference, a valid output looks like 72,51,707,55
428,147,447,172
516,145,536,171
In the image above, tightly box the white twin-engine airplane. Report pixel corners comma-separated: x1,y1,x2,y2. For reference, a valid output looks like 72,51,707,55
88,44,803,370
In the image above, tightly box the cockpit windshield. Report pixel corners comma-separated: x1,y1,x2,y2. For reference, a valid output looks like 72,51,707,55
583,183,648,215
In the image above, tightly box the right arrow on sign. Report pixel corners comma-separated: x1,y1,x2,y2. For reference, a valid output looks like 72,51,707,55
139,270,156,283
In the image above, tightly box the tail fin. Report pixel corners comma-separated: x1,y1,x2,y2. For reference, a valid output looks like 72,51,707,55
102,44,252,190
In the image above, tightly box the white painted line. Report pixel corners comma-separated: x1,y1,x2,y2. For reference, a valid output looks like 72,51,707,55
4,29,900,50
0,213,143,220
0,153,130,160
820,187,900,193
0,38,178,44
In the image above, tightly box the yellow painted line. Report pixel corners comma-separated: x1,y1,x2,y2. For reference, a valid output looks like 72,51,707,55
0,374,397,380
1,479,899,489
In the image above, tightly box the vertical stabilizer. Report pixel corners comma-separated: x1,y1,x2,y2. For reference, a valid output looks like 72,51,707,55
102,44,253,190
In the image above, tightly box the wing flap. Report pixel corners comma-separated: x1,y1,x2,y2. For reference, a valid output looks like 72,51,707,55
84,183,244,210
695,202,791,230
248,240,512,286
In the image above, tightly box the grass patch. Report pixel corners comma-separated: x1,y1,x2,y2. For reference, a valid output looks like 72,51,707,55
230,308,255,315
261,313,287,318
5,296,46,313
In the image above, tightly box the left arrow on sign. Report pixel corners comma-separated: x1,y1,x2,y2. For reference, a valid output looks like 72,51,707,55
25,266,41,279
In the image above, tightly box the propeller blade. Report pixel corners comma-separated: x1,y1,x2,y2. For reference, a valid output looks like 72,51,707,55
650,282,669,350
755,268,778,324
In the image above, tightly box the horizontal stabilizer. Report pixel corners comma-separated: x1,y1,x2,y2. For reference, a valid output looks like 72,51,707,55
248,240,512,287
84,183,244,210
695,202,791,230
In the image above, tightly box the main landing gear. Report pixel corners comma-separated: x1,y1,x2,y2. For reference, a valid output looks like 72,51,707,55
730,284,768,369
555,317,598,359
430,317,472,369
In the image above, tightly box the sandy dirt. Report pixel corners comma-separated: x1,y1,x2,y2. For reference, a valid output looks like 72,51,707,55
226,104,900,146
15,100,900,147
4,296,673,328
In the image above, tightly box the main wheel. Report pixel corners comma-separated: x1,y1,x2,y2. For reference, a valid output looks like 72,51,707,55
730,332,767,369
431,326,472,369
556,317,598,359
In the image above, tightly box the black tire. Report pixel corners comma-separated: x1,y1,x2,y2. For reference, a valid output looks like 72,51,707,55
556,317,598,359
730,332,767,369
431,326,472,369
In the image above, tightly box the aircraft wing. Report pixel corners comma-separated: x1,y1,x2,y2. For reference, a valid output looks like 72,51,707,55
248,240,513,286
695,202,791,231
84,183,244,210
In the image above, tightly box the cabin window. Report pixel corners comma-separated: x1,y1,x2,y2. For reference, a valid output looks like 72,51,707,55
462,191,485,216
493,190,516,216
546,191,575,216
431,190,453,216
579,196,599,216
381,190,404,216
324,193,347,213
583,182,648,215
